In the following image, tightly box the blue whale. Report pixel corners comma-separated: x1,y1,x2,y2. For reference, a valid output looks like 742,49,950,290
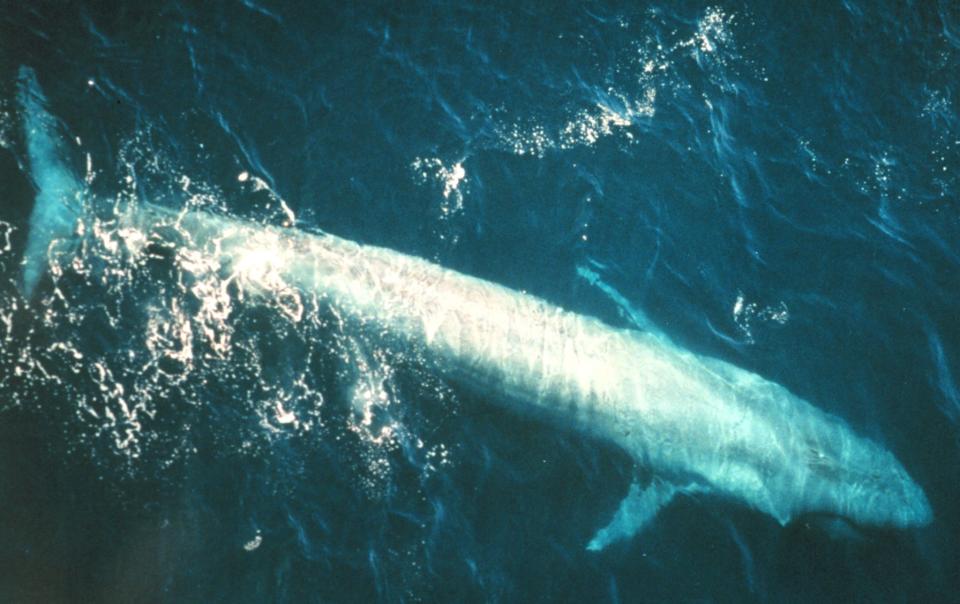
16,66,932,549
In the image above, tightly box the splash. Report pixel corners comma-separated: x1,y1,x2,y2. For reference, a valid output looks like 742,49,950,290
682,7,737,56
411,157,467,214
410,156,470,249
559,89,656,149
484,6,752,158
0,99,12,150
732,291,790,344
2,128,454,497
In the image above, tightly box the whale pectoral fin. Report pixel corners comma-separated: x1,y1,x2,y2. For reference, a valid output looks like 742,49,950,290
586,478,679,551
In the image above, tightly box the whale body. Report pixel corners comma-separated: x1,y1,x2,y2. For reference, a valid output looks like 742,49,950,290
16,67,932,549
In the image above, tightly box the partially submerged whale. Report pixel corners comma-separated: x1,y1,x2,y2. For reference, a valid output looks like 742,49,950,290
16,66,932,549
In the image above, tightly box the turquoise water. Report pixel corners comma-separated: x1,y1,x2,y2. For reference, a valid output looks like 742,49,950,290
0,2,957,602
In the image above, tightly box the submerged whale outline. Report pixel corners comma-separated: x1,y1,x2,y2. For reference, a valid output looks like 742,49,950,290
15,66,932,550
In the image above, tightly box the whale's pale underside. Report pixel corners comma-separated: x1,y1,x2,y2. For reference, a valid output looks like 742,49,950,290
15,66,932,550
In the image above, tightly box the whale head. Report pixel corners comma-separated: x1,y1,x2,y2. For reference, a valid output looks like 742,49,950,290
795,424,932,529
669,359,935,532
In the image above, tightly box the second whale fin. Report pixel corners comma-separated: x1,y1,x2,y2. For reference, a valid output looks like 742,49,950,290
575,259,667,340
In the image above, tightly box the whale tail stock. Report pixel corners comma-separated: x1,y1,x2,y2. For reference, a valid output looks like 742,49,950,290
16,65,83,298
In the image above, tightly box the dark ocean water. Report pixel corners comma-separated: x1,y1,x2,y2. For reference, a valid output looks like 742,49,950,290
0,1,958,602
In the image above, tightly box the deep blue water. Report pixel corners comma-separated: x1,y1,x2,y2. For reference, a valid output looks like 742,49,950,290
0,1,958,602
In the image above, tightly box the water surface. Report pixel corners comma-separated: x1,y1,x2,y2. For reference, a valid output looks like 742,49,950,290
0,1,957,602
